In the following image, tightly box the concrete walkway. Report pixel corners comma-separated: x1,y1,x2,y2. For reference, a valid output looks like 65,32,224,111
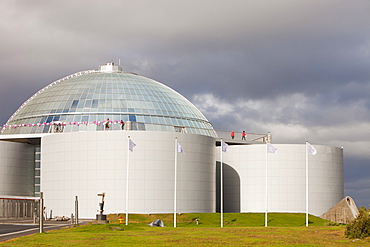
0,218,91,243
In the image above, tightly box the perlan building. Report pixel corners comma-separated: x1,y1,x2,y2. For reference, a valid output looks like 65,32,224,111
0,63,343,219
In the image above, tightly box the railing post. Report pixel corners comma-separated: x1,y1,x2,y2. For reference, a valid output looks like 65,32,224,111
39,192,44,233
75,196,79,225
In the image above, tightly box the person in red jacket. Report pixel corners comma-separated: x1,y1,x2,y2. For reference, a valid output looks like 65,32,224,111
231,131,235,139
242,131,246,140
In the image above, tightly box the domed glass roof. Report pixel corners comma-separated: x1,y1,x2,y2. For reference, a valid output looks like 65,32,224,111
2,63,216,137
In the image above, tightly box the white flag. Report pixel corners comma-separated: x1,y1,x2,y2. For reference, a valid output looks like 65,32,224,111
221,140,229,152
177,142,184,153
129,139,136,152
267,143,277,154
307,142,317,155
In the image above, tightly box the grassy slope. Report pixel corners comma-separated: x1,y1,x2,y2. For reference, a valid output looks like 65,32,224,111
2,213,370,246
108,213,329,227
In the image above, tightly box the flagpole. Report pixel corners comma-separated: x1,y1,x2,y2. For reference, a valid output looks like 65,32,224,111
305,141,308,227
220,138,223,228
174,138,178,228
125,136,130,225
265,143,268,227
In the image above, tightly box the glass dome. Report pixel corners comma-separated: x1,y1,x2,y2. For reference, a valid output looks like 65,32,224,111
2,63,217,137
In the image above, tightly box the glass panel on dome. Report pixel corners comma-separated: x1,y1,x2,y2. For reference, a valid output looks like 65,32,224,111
129,115,136,122
92,100,99,108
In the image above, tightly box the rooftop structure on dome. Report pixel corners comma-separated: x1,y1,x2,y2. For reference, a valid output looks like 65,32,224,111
98,62,122,73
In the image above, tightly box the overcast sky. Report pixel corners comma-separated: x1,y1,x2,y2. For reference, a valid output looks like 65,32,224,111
1,0,370,207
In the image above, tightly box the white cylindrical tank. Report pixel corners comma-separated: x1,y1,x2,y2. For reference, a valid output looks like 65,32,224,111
217,144,343,216
41,131,216,218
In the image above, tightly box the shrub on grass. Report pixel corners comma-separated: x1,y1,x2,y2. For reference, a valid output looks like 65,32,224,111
345,207,370,239
325,221,341,226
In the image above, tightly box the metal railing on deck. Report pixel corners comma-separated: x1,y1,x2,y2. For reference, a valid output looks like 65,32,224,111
215,130,270,143
1,121,271,143
1,120,218,138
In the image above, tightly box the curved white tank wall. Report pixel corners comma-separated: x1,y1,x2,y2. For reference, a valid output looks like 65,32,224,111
41,131,216,218
0,141,34,196
217,144,343,216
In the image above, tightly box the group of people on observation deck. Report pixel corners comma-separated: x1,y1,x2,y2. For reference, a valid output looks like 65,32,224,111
104,118,125,131
230,130,247,140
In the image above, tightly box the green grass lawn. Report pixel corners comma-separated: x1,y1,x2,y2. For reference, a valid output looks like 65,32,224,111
107,212,329,227
1,213,370,246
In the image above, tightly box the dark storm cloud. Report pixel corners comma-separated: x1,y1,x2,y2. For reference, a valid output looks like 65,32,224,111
344,157,370,207
0,0,370,207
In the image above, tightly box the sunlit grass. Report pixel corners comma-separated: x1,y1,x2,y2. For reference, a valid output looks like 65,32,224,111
1,213,369,246
108,212,329,227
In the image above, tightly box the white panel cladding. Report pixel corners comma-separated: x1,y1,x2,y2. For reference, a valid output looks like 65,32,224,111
41,131,216,218
0,141,35,196
217,144,343,216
